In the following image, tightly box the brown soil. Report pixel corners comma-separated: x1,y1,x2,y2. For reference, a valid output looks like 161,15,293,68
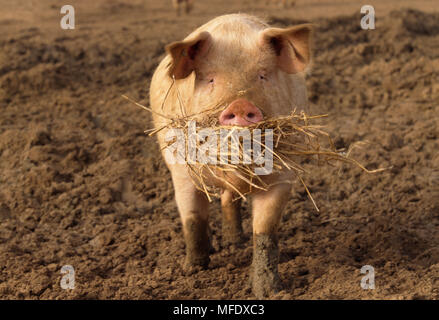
0,0,438,299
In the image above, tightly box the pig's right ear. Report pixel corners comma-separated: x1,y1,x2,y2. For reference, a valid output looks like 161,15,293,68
166,31,212,80
260,24,313,74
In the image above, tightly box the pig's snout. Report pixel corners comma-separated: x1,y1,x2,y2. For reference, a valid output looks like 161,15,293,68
219,99,263,126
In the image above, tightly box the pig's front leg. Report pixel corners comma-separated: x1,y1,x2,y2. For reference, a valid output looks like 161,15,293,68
251,183,291,298
221,190,243,245
170,166,210,270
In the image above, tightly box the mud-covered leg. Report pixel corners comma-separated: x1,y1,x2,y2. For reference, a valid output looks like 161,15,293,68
221,190,243,245
171,166,210,270
183,214,210,269
251,183,291,298
252,233,282,297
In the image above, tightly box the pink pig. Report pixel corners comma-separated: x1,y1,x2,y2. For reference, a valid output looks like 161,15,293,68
149,14,312,298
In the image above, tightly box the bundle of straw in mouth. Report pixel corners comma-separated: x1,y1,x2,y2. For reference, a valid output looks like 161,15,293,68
123,95,386,211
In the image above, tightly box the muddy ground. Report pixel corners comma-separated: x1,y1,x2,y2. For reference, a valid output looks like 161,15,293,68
0,0,438,299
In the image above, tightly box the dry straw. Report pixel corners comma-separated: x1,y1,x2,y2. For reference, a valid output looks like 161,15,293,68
123,94,386,212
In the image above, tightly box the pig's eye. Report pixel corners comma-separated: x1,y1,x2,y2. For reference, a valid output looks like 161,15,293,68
259,74,267,81
197,74,215,91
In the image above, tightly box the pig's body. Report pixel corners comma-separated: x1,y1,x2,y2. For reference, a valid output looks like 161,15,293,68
150,14,312,298
151,14,308,193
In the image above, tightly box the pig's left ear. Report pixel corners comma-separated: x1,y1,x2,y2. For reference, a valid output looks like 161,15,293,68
260,24,313,74
166,31,212,80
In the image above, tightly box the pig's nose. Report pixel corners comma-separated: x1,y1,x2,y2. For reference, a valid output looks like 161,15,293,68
219,99,263,126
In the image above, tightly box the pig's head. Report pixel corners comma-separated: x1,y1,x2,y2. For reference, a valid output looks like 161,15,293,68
165,16,313,126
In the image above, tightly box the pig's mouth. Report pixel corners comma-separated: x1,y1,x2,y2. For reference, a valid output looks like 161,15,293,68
164,110,309,177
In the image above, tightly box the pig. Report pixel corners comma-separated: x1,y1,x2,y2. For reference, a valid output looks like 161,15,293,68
266,0,296,8
149,14,312,298
172,0,194,16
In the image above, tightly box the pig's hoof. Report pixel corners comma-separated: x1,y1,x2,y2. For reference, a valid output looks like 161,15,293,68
222,231,245,247
222,221,245,246
250,269,283,299
183,254,210,274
